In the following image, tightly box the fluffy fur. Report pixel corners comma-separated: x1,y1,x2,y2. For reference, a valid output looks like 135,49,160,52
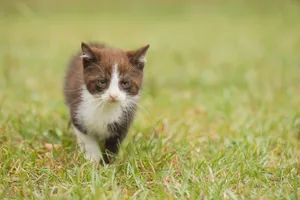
64,42,150,164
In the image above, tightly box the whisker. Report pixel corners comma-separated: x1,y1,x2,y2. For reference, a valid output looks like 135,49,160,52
68,97,82,107
95,100,105,110
134,104,149,118
93,63,105,75
123,100,151,120
139,90,152,98
64,88,83,92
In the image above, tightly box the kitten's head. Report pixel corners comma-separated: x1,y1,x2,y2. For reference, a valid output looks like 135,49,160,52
80,42,150,108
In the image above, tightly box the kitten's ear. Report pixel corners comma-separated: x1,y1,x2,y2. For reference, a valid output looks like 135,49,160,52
80,42,97,67
127,44,150,70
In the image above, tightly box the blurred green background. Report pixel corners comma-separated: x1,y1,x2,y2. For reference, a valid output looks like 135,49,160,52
0,0,300,199
1,0,300,135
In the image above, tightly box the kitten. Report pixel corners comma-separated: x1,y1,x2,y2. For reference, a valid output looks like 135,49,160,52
64,42,150,164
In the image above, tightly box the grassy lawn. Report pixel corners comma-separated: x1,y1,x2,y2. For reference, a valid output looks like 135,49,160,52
1,0,300,199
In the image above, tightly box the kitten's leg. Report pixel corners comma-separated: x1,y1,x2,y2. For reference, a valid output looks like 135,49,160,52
73,127,101,162
103,120,132,164
102,135,122,164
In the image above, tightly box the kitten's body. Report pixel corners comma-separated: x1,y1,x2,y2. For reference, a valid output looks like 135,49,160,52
64,42,149,164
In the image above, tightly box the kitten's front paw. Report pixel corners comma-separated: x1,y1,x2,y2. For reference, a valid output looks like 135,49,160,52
99,158,108,166
84,152,101,163
99,152,116,165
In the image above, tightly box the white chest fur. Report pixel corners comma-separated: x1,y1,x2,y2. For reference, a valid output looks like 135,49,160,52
76,86,123,139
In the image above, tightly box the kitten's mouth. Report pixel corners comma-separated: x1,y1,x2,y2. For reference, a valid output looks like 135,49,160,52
107,98,122,105
108,95,119,104
103,100,121,110
109,99,118,103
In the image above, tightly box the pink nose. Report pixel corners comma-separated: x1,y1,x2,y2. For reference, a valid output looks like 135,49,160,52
109,94,118,102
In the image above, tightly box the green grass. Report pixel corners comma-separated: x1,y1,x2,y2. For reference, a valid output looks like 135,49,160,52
1,0,300,199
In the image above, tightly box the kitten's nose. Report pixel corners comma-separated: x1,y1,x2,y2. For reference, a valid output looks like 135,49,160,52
109,94,118,102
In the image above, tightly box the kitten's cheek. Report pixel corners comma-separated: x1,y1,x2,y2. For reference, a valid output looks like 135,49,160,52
101,93,110,102
119,94,126,102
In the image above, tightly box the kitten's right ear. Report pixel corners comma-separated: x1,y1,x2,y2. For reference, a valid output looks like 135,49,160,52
127,44,150,70
80,42,97,67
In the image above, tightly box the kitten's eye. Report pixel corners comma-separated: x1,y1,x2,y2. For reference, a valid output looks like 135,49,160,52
97,79,107,88
120,80,131,89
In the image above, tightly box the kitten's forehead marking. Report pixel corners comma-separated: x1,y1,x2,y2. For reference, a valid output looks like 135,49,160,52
113,62,119,74
108,63,120,96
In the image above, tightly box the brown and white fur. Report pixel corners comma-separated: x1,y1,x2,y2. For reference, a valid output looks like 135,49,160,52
64,42,150,164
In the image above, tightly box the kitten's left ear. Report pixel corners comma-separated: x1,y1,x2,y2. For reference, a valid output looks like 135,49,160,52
127,44,150,70
81,42,98,68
